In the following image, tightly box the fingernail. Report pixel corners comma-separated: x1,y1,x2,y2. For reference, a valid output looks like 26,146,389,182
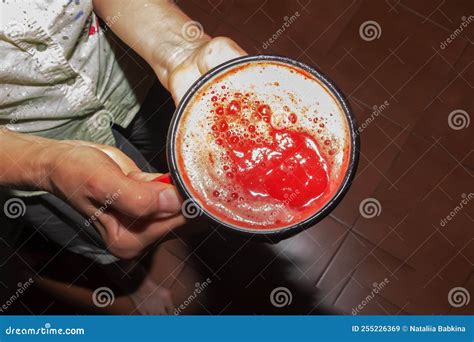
158,187,181,214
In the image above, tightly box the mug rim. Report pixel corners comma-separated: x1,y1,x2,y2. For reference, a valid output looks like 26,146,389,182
167,54,360,238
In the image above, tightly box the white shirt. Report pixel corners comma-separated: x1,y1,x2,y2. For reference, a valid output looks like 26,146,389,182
0,0,153,145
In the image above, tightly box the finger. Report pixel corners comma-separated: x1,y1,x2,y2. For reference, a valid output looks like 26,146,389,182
105,172,183,218
99,148,141,175
139,214,187,244
107,211,186,258
64,140,141,174
86,161,182,219
127,171,164,182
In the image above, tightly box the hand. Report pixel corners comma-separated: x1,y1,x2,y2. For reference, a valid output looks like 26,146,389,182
42,140,185,259
165,37,247,103
92,1,246,102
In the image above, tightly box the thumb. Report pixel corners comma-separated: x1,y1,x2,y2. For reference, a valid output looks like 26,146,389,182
108,173,182,218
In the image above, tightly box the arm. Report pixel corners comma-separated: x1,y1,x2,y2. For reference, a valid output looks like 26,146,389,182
0,130,58,190
92,0,246,102
1,1,244,260
0,129,184,259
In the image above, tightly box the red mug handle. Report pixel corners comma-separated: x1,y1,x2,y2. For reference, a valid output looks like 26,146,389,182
151,173,173,184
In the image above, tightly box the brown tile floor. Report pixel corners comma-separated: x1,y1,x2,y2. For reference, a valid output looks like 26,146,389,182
0,0,472,315
177,0,474,315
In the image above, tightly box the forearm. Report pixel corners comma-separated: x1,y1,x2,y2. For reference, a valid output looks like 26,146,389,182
0,130,58,190
92,0,210,88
